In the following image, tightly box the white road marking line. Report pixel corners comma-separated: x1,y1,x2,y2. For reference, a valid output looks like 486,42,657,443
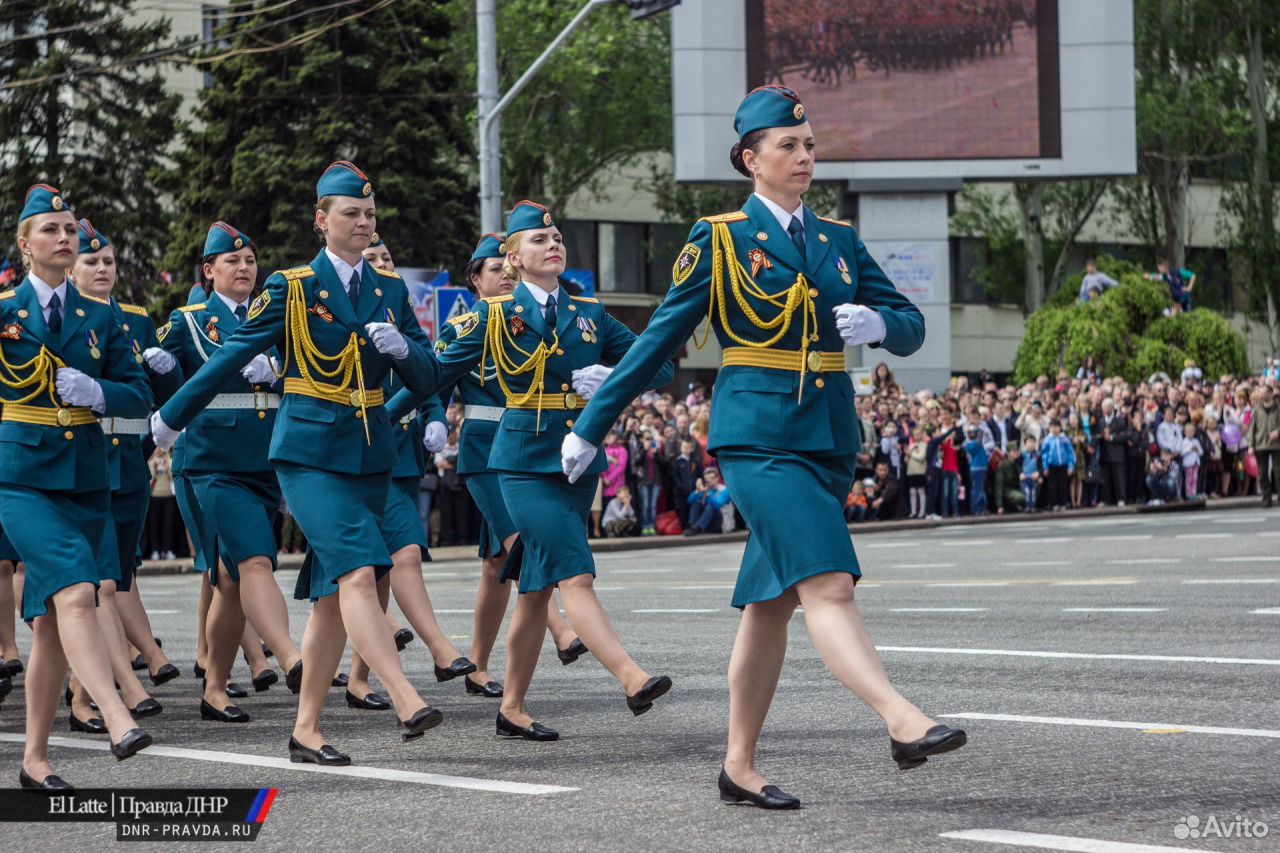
145,609,181,615
936,540,995,546
1052,579,1138,586
1209,556,1280,563
1062,607,1166,613
940,828,1232,853
631,608,719,614
1258,531,1280,537
0,734,578,795
938,713,1280,739
863,542,914,549
421,572,463,579
1213,516,1270,523
927,582,1011,587
1183,578,1279,584
1015,537,1072,543
668,584,734,590
434,609,475,614
892,607,988,612
1107,559,1180,565
613,568,674,574
890,563,956,569
1251,607,1280,614
1002,561,1072,567
1174,533,1233,539
877,646,1280,666
1094,535,1153,541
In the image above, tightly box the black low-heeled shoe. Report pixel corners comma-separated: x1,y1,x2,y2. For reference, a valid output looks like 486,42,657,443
200,699,250,723
496,711,558,741
285,660,303,694
626,675,673,717
398,706,444,741
261,643,273,659
130,698,163,719
465,676,504,698
19,768,74,791
252,669,278,692
62,685,98,710
556,638,589,666
433,657,477,683
193,663,206,679
345,690,391,710
332,673,349,688
393,628,414,652
149,663,179,687
2,658,23,677
288,736,350,766
110,728,153,761
717,768,800,810
130,653,147,671
227,682,249,698
0,674,11,702
889,724,967,770
69,712,107,734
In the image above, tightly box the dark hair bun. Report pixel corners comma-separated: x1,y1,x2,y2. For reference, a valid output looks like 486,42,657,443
729,142,751,178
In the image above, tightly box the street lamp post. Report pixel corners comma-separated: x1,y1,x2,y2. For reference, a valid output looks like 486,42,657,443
476,0,680,233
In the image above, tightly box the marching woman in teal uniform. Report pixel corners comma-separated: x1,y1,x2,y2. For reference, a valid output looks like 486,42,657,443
562,87,966,807
394,233,585,699
62,218,178,730
152,162,444,764
341,234,476,711
429,201,674,740
159,221,299,722
0,185,155,788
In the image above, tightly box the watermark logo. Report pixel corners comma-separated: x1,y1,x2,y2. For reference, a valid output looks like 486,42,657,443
1174,814,1269,840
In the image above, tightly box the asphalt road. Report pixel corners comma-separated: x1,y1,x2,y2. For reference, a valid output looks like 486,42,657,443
2,507,1278,852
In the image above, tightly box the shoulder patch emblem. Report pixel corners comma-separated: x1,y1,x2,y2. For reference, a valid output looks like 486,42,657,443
483,294,514,304
177,303,206,314
247,290,270,320
434,338,448,354
450,312,479,339
119,303,149,316
156,322,172,343
568,295,599,304
673,243,702,286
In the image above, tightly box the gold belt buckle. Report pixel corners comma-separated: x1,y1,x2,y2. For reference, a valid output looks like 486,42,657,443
806,351,823,373
348,390,363,407
56,408,73,427
564,392,578,409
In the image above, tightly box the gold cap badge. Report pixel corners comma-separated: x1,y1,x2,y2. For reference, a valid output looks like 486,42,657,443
51,196,64,211
542,213,552,226
90,238,100,250
362,182,372,197
234,237,243,249
794,104,805,120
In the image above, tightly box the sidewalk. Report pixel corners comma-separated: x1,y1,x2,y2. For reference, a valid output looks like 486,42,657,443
135,495,1269,577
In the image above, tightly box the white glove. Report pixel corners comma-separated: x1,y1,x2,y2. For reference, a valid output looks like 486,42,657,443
561,432,598,484
240,353,279,385
423,420,448,453
833,304,887,347
150,411,180,451
365,322,409,360
570,364,613,401
142,347,177,375
56,367,106,413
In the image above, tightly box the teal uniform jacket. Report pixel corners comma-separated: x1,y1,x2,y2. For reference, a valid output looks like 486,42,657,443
158,251,438,476
159,293,279,474
0,279,153,491
109,301,183,493
383,372,444,479
431,283,675,476
387,310,502,477
572,196,925,453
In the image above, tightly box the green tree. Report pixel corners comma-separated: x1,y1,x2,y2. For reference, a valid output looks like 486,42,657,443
0,0,181,306
163,0,476,301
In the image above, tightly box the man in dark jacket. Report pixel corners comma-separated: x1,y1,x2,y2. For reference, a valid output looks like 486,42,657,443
993,444,1027,513
1095,399,1129,505
670,438,703,527
868,461,903,521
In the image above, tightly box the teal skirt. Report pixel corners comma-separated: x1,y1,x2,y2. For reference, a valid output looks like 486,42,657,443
0,485,109,620
94,501,124,588
188,470,281,583
172,470,210,574
717,447,860,609
381,476,430,557
108,487,149,592
276,463,392,602
467,472,517,558
499,473,597,594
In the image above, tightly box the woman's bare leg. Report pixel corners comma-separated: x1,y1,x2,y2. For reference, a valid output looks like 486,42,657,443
557,574,649,694
498,588,553,727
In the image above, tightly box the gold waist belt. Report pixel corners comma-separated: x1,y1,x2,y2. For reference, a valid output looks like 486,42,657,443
282,378,385,408
2,403,98,427
721,348,847,373
505,392,588,411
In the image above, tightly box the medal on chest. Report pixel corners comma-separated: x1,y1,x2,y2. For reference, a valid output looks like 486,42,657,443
0,323,20,341
85,329,101,360
510,313,525,336
835,256,852,285
577,316,597,343
308,303,334,323
131,338,144,364
205,317,221,343
748,247,773,278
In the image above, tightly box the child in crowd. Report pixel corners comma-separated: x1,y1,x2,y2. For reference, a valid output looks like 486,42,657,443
1179,420,1203,500
845,480,869,523
878,420,903,480
1039,418,1077,512
1019,436,1041,511
602,485,639,537
905,427,928,519
963,425,989,515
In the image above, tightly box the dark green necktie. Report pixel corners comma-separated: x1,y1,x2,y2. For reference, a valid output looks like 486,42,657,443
48,292,62,334
787,215,806,256
543,295,557,331
347,271,360,310
235,305,247,323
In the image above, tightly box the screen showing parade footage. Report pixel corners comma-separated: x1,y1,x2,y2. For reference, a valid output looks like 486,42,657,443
745,0,1061,161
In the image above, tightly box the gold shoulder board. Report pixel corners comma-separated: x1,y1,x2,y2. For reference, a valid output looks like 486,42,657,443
818,216,853,229
80,293,110,305
373,267,402,279
700,211,748,224
482,294,514,304
280,265,315,280
569,295,599,304
119,303,149,316
0,291,16,301
178,303,206,314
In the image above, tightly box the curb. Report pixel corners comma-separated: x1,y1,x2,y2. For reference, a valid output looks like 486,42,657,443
134,495,1266,577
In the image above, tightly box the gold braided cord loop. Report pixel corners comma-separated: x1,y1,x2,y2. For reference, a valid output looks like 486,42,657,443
0,342,65,407
282,275,372,444
480,302,560,429
693,221,820,402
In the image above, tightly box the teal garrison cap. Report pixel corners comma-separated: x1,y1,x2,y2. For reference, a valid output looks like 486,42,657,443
470,232,506,261
20,183,72,222
203,221,252,257
316,160,373,200
505,200,555,237
77,218,111,254
733,85,807,140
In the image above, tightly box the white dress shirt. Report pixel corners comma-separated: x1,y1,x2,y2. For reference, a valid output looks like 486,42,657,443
325,248,364,292
28,272,69,323
753,192,805,235
213,290,250,317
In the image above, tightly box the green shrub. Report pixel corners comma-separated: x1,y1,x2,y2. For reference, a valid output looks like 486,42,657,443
1146,311,1250,378
1049,254,1145,310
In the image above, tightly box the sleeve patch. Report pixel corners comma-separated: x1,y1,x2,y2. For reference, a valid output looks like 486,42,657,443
157,321,172,343
673,244,701,286
434,338,448,353
247,290,270,320
450,312,479,339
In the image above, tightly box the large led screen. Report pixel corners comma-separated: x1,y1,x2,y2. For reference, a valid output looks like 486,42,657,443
745,0,1061,161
